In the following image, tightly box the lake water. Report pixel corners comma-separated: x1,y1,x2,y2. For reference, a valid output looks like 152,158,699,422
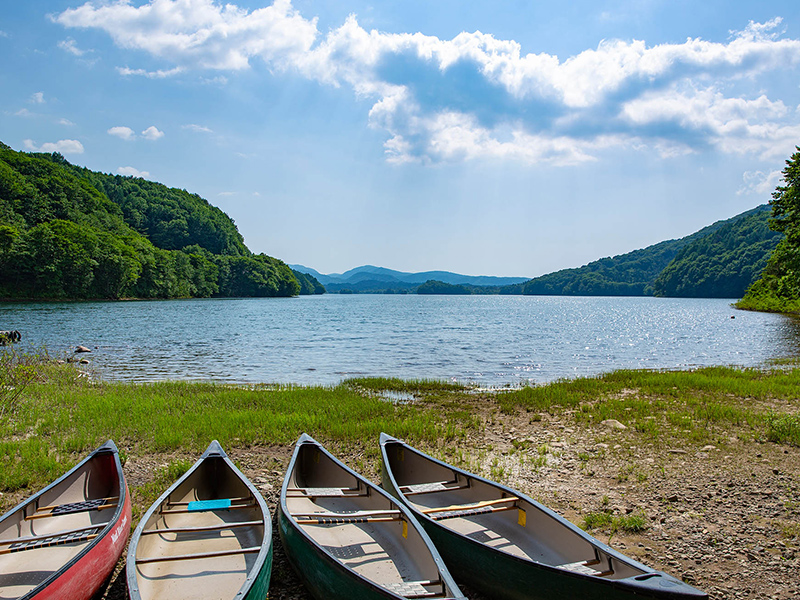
1,295,798,387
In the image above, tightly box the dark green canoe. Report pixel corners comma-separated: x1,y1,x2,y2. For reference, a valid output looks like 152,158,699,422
380,433,707,600
127,440,272,600
278,433,466,600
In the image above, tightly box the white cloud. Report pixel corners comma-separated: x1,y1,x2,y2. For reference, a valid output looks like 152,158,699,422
117,166,150,177
58,37,87,56
23,139,85,154
59,118,75,126
30,92,45,104
14,108,33,117
108,126,136,140
141,126,165,140
182,123,213,133
0,30,8,39
738,169,783,196
54,2,800,165
117,66,184,78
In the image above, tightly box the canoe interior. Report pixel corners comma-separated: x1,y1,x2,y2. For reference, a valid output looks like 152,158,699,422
0,451,122,600
132,455,266,600
285,441,452,599
383,439,646,581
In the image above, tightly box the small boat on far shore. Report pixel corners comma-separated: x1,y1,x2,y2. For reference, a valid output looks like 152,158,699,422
279,433,465,600
0,440,131,600
380,433,708,600
126,440,272,600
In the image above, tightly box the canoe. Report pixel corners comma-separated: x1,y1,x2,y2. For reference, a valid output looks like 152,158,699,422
380,433,708,600
0,439,131,600
278,433,466,600
126,440,272,600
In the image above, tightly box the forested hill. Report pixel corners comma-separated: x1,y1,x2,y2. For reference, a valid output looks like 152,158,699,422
0,142,323,299
504,205,777,298
652,205,781,298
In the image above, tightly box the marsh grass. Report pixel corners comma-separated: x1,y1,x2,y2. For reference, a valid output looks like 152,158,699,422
497,366,800,446
582,510,649,534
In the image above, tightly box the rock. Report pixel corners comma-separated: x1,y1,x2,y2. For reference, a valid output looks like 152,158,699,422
79,359,90,365
701,445,716,452
601,419,627,430
75,345,91,353
668,449,688,454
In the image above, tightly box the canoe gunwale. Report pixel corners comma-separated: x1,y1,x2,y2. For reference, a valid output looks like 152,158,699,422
125,439,272,600
0,439,129,600
279,433,465,600
379,433,708,600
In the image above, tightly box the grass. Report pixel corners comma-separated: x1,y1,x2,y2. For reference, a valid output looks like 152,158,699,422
582,510,649,534
496,366,800,447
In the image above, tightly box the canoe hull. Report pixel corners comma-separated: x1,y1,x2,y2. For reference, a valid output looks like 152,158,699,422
33,489,131,600
380,434,707,600
0,441,130,600
278,504,397,600
126,440,272,600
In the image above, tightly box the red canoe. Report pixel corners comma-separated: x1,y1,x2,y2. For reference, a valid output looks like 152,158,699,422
0,440,131,600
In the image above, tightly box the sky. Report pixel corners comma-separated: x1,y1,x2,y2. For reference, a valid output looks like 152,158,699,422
2,1,800,277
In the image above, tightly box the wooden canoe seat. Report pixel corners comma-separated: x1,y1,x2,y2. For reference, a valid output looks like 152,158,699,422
136,546,261,564
27,497,119,520
295,514,405,525
140,520,264,535
558,559,614,577
386,579,446,599
291,510,401,519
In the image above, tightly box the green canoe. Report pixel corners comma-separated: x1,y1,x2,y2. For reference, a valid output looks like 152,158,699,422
380,433,707,600
278,433,466,600
127,440,272,600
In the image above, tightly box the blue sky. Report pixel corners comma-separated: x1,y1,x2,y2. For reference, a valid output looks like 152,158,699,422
2,1,800,277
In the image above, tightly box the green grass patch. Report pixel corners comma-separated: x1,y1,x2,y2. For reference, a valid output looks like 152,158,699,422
766,413,800,446
582,510,649,534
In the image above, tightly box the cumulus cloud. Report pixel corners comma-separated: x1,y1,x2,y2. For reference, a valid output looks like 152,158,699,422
30,92,45,104
117,166,150,177
738,169,783,196
108,126,136,140
59,118,75,126
141,126,165,140
54,1,800,165
23,139,85,154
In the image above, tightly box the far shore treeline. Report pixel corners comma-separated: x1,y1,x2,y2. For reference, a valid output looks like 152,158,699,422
0,142,324,300
1,139,799,310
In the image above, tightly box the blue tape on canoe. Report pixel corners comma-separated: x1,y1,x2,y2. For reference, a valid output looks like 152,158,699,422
187,499,232,511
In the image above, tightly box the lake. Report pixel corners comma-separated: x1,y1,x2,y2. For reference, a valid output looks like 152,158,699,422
1,295,798,387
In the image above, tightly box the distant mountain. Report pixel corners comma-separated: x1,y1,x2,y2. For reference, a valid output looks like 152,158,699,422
289,264,529,292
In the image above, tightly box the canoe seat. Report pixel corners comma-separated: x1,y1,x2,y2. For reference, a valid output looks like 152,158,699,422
558,560,614,577
385,579,444,598
286,487,368,498
27,497,118,520
160,498,256,515
401,481,470,496
1,527,101,555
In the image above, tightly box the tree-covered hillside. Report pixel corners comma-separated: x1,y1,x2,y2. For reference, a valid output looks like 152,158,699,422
739,148,800,312
653,205,780,298
0,142,322,300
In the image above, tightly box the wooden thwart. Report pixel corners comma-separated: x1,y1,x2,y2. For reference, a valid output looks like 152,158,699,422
421,496,519,515
140,520,265,535
285,486,368,498
291,509,401,519
136,546,261,564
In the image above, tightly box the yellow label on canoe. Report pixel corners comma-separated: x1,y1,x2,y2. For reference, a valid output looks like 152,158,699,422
314,450,320,463
402,520,408,538
518,508,527,527
398,448,404,462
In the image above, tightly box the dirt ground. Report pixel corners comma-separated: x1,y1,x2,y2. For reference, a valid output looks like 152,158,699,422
7,394,799,600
